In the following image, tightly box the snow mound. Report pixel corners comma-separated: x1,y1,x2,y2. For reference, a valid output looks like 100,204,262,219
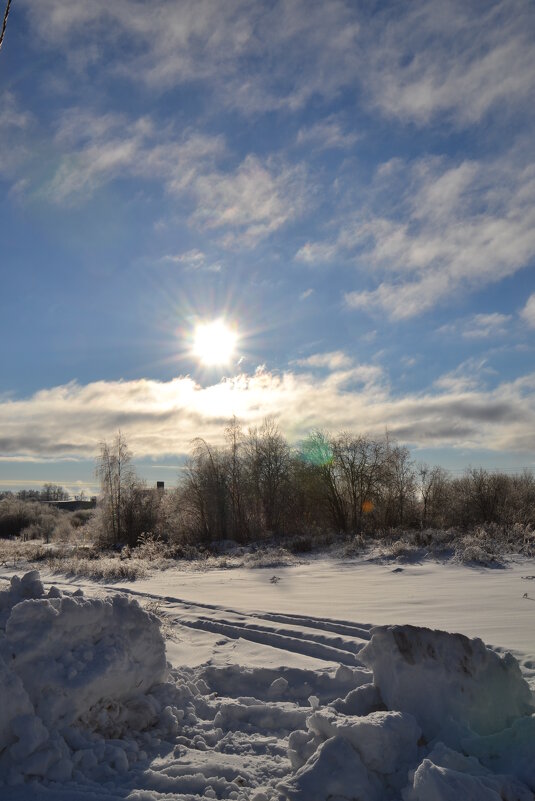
359,624,533,746
0,571,181,785
280,625,535,800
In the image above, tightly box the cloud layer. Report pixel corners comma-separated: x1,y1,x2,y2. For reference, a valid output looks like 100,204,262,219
1,361,534,460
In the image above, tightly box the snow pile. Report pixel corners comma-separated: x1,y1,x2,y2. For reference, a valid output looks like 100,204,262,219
2,568,535,799
0,571,182,785
359,624,533,746
279,624,535,800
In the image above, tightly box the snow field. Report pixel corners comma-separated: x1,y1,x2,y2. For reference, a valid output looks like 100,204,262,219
1,566,535,799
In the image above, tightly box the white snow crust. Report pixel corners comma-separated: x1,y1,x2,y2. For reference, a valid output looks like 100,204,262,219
1,565,535,800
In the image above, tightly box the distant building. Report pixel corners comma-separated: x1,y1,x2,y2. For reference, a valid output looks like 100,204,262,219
41,498,97,512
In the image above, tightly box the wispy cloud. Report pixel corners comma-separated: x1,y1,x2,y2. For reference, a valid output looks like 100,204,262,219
42,110,307,246
298,149,535,319
296,116,358,150
48,112,224,201
0,92,33,179
1,363,535,459
438,313,512,340
21,1,535,128
20,0,360,113
520,293,535,328
292,351,354,370
363,0,535,126
190,155,307,248
158,250,222,272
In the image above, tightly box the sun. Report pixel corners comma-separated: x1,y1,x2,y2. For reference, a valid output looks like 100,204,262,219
192,319,238,366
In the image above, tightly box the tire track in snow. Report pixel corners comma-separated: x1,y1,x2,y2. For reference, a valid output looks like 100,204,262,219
192,614,365,655
12,576,370,668
95,585,370,665
178,616,363,666
254,611,373,640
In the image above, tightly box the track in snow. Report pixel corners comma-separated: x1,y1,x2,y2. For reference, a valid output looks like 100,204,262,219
98,583,374,667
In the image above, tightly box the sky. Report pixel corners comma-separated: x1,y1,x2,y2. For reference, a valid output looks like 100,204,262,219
1,0,535,495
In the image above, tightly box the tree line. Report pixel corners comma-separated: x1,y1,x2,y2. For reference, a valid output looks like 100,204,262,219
94,421,535,548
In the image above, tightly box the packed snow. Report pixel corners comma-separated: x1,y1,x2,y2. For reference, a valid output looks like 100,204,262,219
1,559,535,800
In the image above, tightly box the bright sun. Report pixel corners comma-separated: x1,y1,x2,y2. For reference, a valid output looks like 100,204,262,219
193,319,238,366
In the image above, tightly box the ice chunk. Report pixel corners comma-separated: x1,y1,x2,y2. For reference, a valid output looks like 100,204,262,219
331,683,384,716
5,589,167,729
0,653,34,753
405,758,533,801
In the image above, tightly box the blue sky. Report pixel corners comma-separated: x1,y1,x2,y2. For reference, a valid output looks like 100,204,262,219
1,0,535,494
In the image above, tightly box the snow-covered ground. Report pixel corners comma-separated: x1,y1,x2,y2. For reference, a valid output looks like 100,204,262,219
1,556,535,800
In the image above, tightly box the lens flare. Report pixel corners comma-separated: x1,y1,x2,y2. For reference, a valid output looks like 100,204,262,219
193,319,238,366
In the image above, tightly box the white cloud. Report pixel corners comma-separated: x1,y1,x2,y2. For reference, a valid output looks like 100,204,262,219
20,1,535,127
433,358,495,393
0,92,33,131
159,250,206,268
363,0,535,126
295,241,339,265
301,149,535,320
520,293,535,328
20,0,361,113
42,111,307,246
462,313,512,339
296,116,358,150
191,155,307,248
0,93,33,179
437,313,512,340
1,363,535,459
292,351,354,370
48,112,225,201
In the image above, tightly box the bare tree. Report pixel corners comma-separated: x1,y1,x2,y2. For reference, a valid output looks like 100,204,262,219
244,418,291,536
384,443,416,527
417,464,449,528
40,483,69,502
96,432,134,544
225,416,249,542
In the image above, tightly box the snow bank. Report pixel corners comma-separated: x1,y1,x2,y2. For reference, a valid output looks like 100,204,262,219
279,624,535,801
0,571,181,785
359,624,533,746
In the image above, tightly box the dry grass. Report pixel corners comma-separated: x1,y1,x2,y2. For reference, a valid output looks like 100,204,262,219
1,521,533,581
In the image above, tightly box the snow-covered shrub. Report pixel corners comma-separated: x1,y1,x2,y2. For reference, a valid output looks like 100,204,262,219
454,533,499,565
342,534,365,558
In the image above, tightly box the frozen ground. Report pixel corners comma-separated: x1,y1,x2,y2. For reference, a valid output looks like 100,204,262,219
1,556,535,800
